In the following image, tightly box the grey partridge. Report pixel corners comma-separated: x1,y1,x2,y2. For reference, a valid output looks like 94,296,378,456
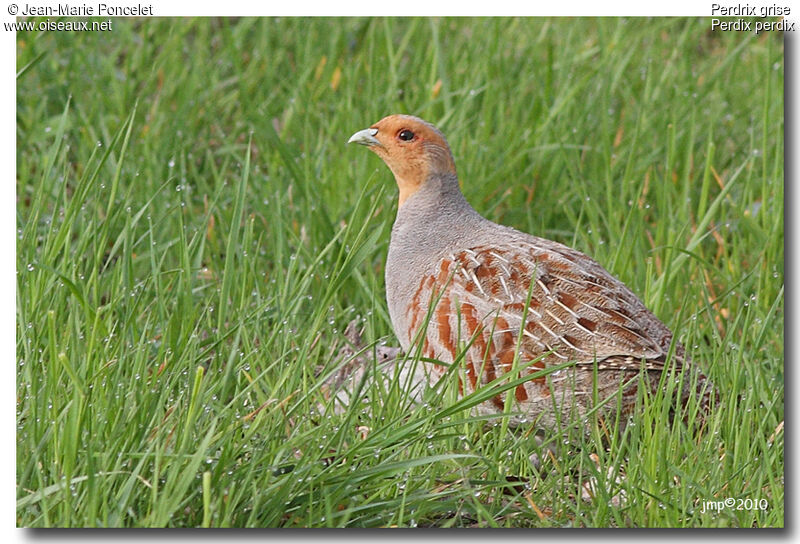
348,114,710,428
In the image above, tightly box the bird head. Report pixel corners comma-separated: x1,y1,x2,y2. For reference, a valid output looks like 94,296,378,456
348,114,457,206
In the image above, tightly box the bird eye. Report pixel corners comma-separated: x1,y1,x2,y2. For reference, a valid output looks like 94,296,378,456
398,129,415,141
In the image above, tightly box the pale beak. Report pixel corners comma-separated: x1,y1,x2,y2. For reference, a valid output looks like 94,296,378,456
348,127,382,147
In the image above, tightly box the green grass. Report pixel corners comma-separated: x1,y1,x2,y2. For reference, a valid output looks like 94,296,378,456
16,17,783,527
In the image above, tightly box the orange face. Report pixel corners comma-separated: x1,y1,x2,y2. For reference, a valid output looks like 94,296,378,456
348,114,456,206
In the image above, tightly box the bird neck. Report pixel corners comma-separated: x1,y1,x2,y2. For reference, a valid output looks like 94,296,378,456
393,172,485,236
